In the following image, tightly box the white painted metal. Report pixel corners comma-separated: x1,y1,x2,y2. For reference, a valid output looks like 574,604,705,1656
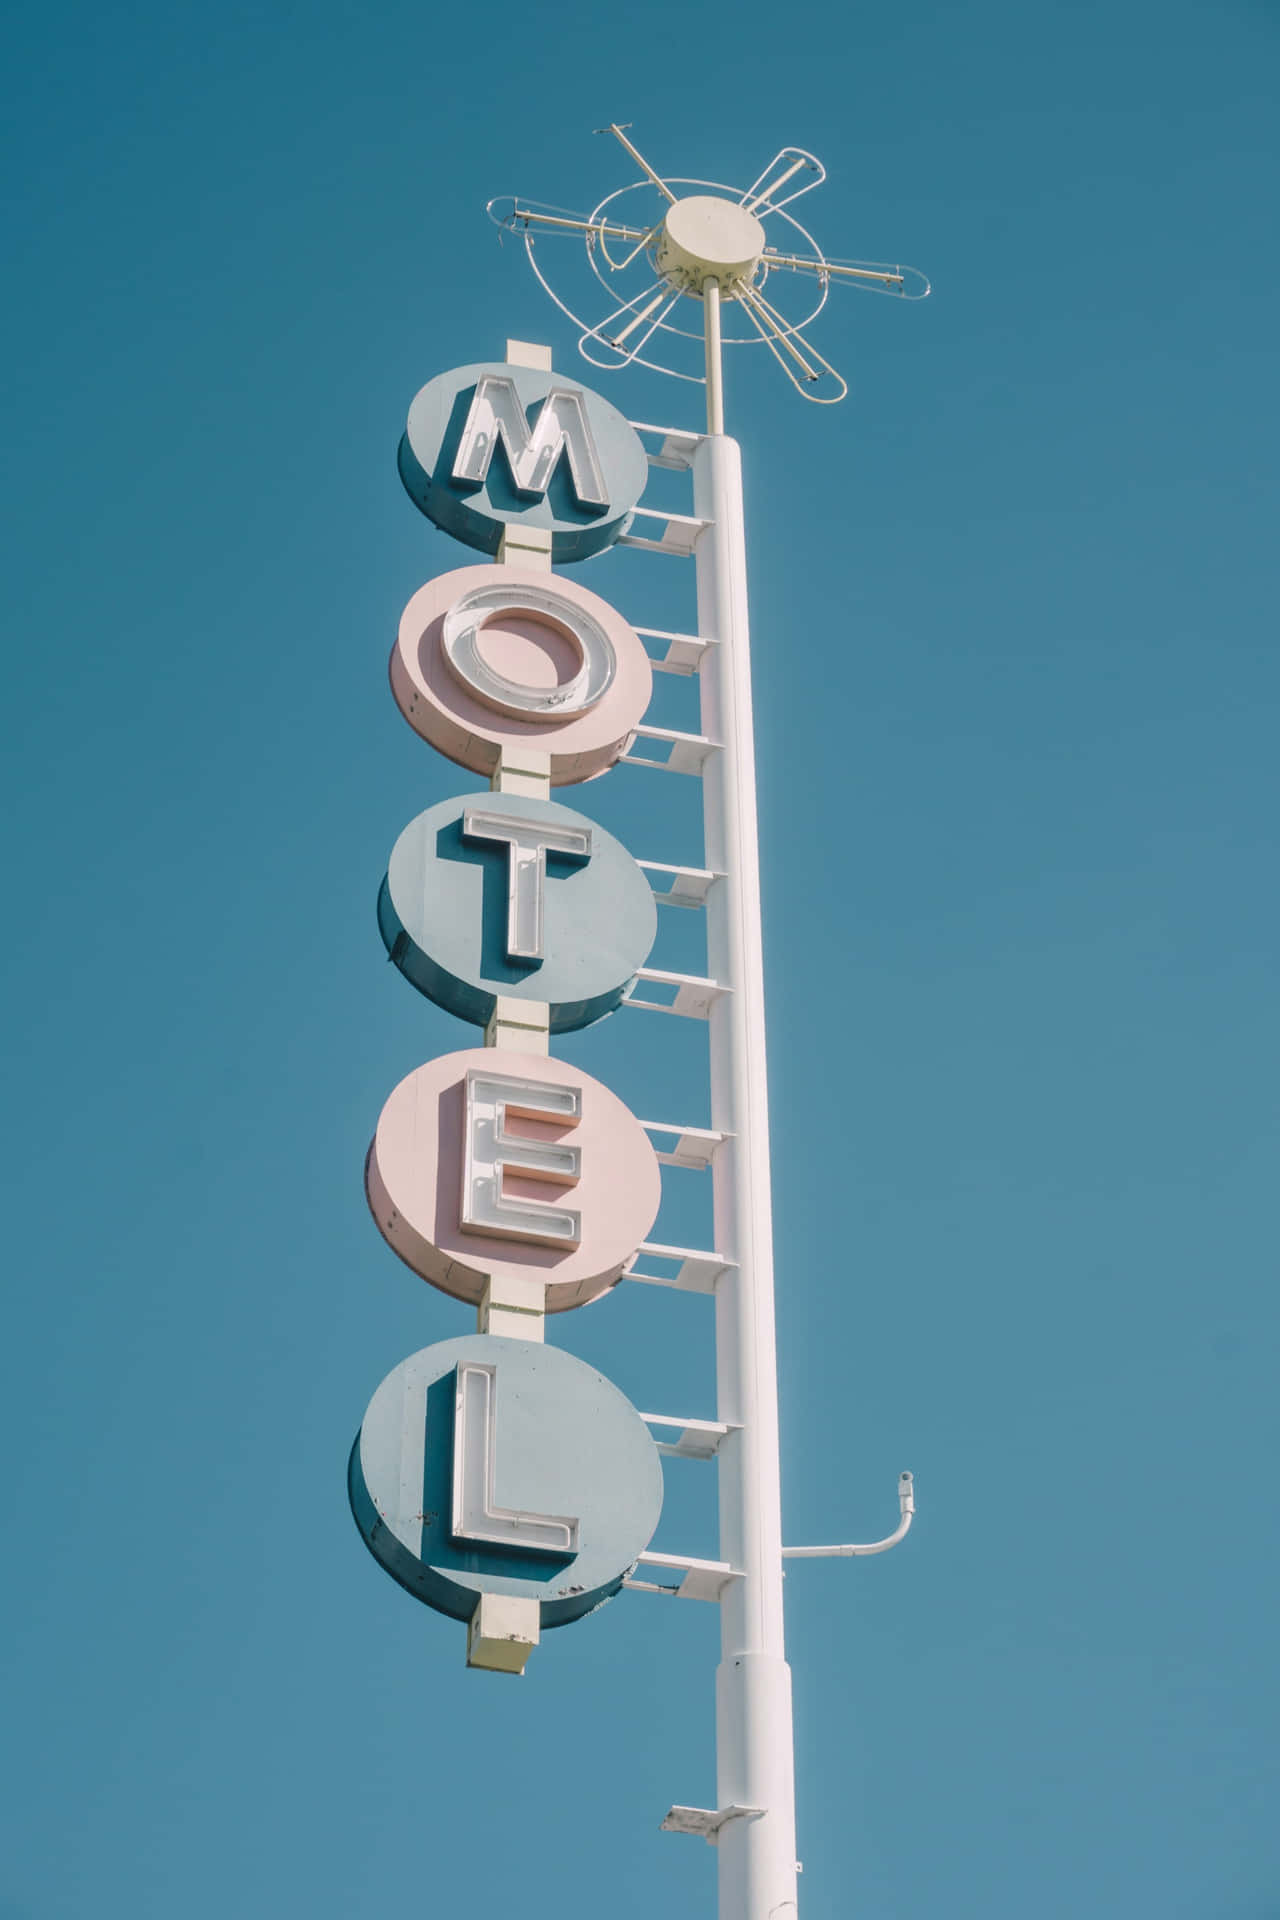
636,1549,740,1602
783,1472,917,1557
476,1272,547,1341
632,623,717,675
505,337,553,371
640,1412,738,1460
694,331,798,1914
466,1590,540,1673
636,861,723,910
624,1241,732,1293
490,126,928,395
703,282,726,435
622,724,719,775
630,422,702,470
495,521,553,569
637,1118,729,1169
656,196,767,296
602,121,676,203
617,504,710,555
489,140,929,1906
661,1803,764,1839
623,966,726,1019
482,994,550,1052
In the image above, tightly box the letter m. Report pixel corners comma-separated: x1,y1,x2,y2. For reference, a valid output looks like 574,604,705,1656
451,375,609,510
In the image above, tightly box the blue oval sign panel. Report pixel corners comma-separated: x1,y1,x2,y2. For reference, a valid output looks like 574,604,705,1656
377,789,658,1032
398,361,649,563
349,1334,663,1628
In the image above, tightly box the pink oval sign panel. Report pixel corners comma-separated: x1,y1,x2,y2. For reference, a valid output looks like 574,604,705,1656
366,1047,661,1313
390,564,653,784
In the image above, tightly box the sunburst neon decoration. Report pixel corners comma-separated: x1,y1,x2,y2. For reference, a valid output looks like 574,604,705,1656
488,123,930,405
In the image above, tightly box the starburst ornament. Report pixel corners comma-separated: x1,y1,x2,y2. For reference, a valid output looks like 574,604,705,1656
488,123,929,408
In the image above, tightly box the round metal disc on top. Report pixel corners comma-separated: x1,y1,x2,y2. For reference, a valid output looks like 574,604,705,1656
655,195,767,296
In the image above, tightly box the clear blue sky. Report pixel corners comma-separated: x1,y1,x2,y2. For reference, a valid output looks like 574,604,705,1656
2,2,1276,1916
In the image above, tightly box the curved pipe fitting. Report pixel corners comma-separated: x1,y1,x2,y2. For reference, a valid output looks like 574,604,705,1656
782,1471,915,1559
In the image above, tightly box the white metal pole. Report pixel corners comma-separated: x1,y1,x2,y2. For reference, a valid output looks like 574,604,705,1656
695,312,798,1920
704,279,726,437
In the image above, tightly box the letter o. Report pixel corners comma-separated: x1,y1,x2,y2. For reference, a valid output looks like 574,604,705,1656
441,582,616,719
390,563,652,785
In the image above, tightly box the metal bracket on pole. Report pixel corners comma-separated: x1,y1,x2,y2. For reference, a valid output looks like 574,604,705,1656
629,420,704,470
638,1119,730,1170
660,1804,765,1843
617,505,710,556
782,1471,916,1558
627,1549,741,1602
639,1412,740,1459
622,723,720,775
633,625,719,676
623,1241,733,1293
638,860,724,908
623,968,728,1020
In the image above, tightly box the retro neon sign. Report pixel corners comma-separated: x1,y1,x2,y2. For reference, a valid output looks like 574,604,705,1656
350,351,673,1673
